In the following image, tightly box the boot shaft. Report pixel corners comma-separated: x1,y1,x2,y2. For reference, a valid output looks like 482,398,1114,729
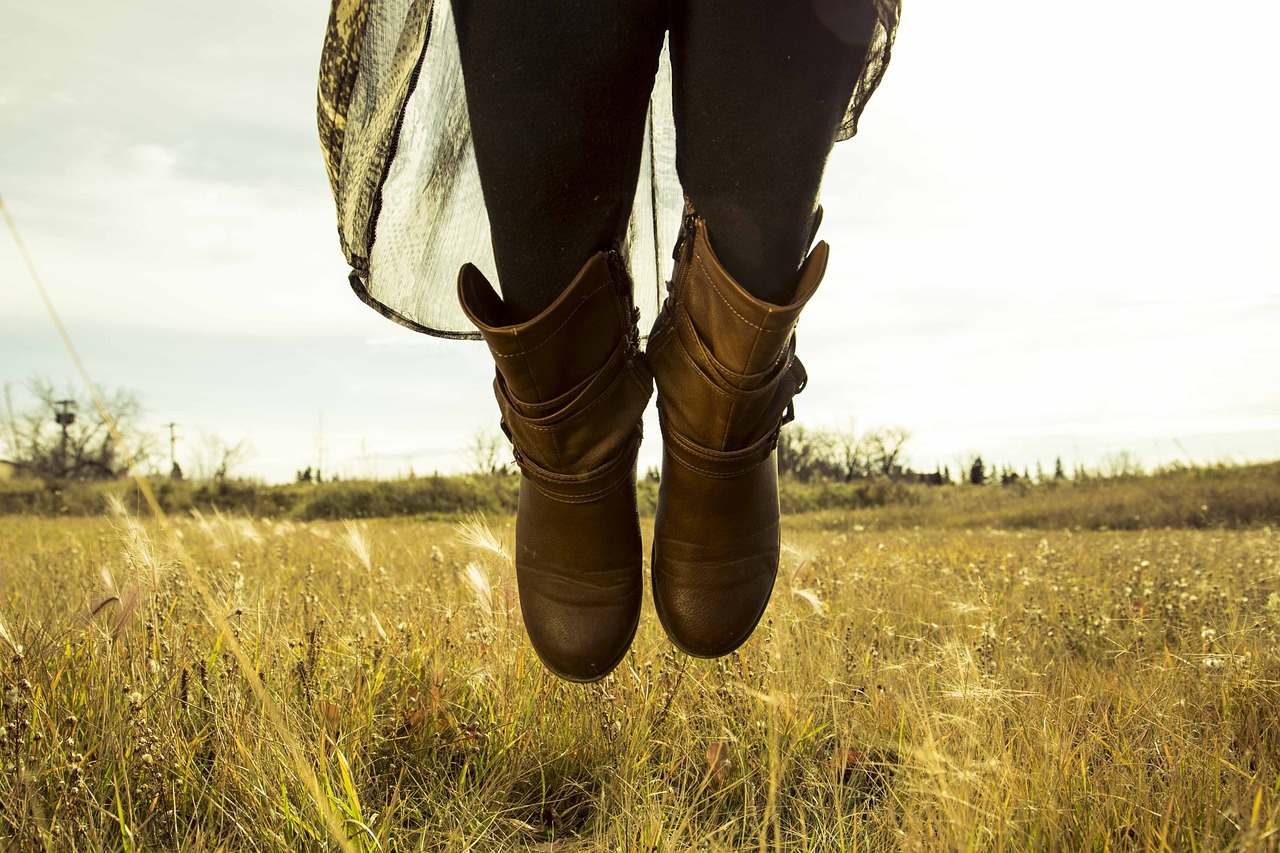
675,214,827,388
458,250,638,407
648,208,825,453
458,251,651,475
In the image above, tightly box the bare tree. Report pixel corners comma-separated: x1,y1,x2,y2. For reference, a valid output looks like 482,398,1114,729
779,422,916,482
777,425,838,482
189,431,252,481
0,377,154,481
468,428,513,476
829,419,874,480
1099,451,1144,479
864,426,912,477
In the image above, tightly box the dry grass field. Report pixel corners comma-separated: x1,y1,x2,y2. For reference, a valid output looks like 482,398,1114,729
0,490,1278,850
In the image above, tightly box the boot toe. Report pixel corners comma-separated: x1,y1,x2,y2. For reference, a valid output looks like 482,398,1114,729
519,581,641,681
650,444,782,658
652,544,777,658
514,475,645,682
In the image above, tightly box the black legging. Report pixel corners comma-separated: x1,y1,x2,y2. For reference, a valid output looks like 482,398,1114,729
451,0,879,321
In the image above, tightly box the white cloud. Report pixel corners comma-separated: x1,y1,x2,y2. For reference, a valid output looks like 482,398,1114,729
3,135,358,335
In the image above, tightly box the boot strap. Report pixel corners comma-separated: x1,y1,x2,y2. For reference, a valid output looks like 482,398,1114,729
657,356,807,479
505,425,643,504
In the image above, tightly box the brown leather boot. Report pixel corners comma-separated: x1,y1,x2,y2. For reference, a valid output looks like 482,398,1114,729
646,204,827,658
458,250,653,682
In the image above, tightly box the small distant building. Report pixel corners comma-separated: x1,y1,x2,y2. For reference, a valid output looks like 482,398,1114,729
0,460,15,481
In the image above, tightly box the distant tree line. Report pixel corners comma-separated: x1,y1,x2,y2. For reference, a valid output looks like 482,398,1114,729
2,373,1165,489
775,424,940,483
773,423,1152,488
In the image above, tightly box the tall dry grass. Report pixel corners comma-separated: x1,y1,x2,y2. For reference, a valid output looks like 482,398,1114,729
0,505,1277,849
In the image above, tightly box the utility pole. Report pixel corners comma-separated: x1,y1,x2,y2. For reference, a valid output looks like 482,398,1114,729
166,422,183,480
54,399,76,477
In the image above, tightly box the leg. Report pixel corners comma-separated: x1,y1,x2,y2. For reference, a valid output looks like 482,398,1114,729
452,0,664,682
451,0,666,322
669,0,879,302
649,1,880,658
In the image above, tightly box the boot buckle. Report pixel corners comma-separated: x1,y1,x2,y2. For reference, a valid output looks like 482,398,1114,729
498,418,524,465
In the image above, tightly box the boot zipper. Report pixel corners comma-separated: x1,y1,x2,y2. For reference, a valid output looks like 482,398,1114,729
652,210,698,350
607,248,643,354
499,417,524,466
669,210,697,284
659,210,698,324
665,211,696,292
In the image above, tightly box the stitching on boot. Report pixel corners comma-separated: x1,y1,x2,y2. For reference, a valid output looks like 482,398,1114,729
667,454,762,480
509,339,628,418
693,250,793,335
667,424,775,468
656,318,798,431
524,470,633,504
519,435,641,502
657,409,777,478
664,443,769,479
673,303,782,396
488,282,610,358
645,318,675,360
516,357,648,434
663,330,737,404
628,363,652,396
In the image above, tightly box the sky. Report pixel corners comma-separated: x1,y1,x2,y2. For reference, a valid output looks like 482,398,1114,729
2,0,1278,483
